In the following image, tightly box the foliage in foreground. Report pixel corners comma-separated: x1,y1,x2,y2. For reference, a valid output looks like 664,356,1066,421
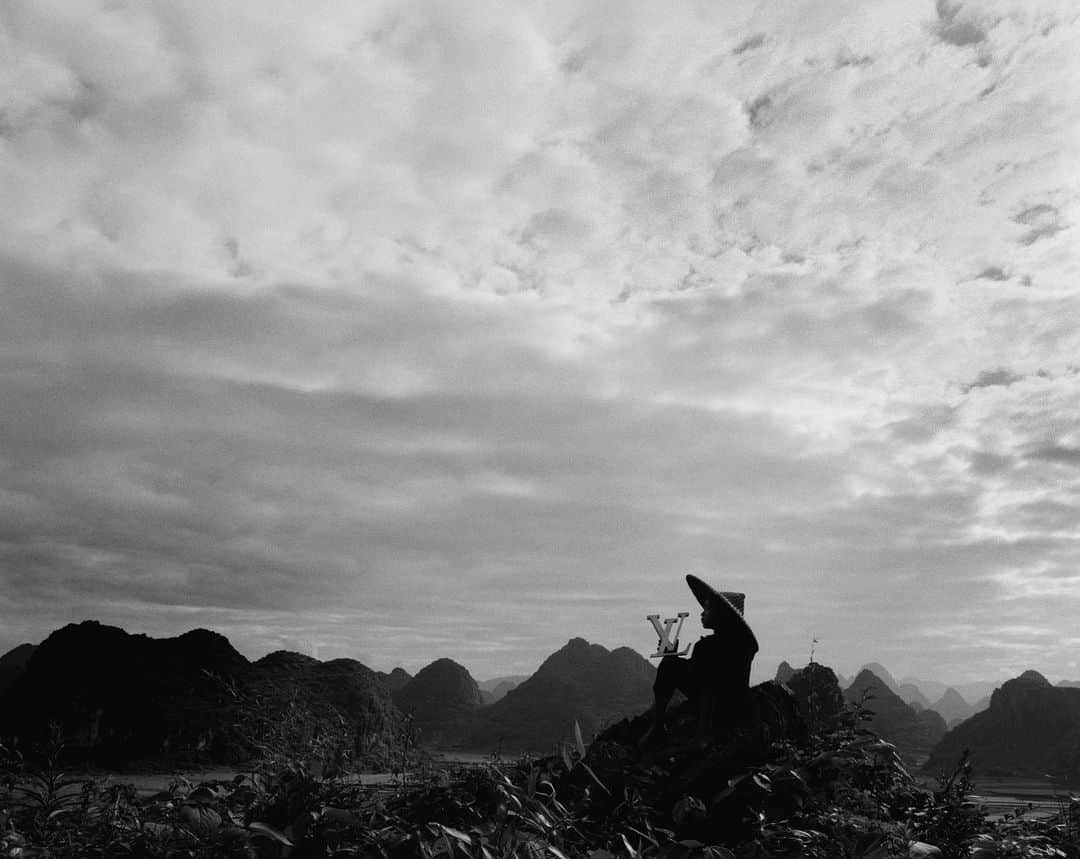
2,703,1080,859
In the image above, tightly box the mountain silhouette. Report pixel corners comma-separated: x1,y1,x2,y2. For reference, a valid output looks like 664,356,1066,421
478,675,527,704
0,621,248,764
0,622,401,768
930,687,974,726
774,661,796,685
783,662,845,729
897,682,931,709
464,638,655,753
845,669,942,762
924,670,1080,784
393,658,483,746
858,662,900,693
0,643,37,697
246,651,401,765
377,667,413,694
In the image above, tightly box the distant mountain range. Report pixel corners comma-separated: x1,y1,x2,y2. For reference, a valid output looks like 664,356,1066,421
0,625,654,764
462,638,655,753
853,663,1000,715
477,675,528,704
0,621,402,768
844,669,946,762
393,658,483,745
925,671,1080,784
6,625,1079,779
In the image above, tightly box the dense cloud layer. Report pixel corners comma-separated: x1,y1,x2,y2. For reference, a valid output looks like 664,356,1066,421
1,0,1078,682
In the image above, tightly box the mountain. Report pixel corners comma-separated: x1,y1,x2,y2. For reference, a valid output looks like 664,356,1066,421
896,676,1002,709
916,708,948,746
377,667,412,694
844,669,941,762
0,621,248,764
1058,680,1080,689
775,661,796,685
924,670,1080,784
784,662,845,729
393,658,483,746
247,651,401,766
858,663,900,693
465,638,655,753
0,643,37,696
897,682,931,709
478,675,528,704
0,621,402,768
930,687,974,726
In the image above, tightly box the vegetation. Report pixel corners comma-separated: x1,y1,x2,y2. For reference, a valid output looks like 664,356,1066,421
3,695,1079,858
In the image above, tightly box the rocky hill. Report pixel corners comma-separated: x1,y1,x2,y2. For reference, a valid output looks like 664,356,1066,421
859,662,900,693
924,670,1080,784
247,651,401,766
784,662,845,730
774,661,796,685
844,669,942,763
0,621,248,764
377,667,413,694
464,638,655,753
0,621,401,768
478,675,527,704
930,687,975,726
0,643,37,696
897,682,931,709
393,658,483,746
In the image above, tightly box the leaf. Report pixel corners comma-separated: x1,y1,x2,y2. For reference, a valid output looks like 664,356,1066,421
439,824,473,845
248,820,294,845
561,744,574,772
322,806,361,826
578,762,611,795
549,846,571,859
574,720,587,760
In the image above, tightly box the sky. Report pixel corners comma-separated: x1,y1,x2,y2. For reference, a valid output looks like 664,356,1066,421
1,0,1078,686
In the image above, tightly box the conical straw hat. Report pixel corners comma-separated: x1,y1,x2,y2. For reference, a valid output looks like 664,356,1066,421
685,574,758,651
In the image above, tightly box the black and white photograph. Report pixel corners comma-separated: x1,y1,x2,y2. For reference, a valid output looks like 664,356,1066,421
1,1,1078,855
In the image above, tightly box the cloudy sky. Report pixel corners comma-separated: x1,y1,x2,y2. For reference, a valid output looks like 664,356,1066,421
1,0,1078,686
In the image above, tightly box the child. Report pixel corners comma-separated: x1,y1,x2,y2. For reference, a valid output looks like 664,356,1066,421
644,575,758,743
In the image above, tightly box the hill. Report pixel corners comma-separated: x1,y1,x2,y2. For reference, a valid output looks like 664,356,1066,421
924,670,1080,784
377,667,412,694
247,651,401,767
464,638,655,753
0,621,401,768
784,662,845,730
774,661,795,685
844,669,942,762
0,621,248,764
858,662,900,693
897,682,931,709
0,643,37,696
393,658,483,746
930,687,975,726
478,675,528,704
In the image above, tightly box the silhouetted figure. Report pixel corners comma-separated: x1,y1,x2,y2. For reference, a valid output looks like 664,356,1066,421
644,575,758,743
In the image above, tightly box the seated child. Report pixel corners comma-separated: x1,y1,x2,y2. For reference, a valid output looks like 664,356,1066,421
644,575,758,741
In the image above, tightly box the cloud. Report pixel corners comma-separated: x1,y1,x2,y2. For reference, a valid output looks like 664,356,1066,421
1,0,1079,682
962,368,1025,392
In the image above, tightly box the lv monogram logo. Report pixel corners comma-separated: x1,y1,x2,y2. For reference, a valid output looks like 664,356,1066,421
646,612,690,658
